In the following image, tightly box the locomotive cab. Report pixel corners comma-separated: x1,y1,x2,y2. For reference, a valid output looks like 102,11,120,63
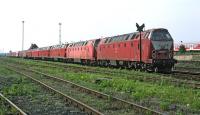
150,29,176,72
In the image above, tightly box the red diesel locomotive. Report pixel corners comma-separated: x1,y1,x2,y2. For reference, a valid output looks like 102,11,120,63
97,28,175,72
9,28,176,72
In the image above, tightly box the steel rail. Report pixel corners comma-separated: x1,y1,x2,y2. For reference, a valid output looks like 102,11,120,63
172,70,200,82
17,58,200,77
5,66,104,115
16,60,200,89
34,59,200,76
0,93,27,115
8,64,163,115
2,58,200,75
2,59,200,89
3,58,200,113
175,66,200,70
173,70,200,75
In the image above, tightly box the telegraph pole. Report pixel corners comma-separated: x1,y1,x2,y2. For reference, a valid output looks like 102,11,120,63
59,22,62,45
22,21,25,51
136,23,145,63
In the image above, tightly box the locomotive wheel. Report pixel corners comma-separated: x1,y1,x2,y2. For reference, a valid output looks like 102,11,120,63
133,63,137,70
164,67,172,73
127,62,132,69
154,67,159,73
171,66,175,71
141,64,147,72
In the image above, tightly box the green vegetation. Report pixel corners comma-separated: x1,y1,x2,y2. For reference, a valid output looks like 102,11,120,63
0,65,38,115
31,65,200,112
5,57,197,87
2,78,38,97
175,51,200,56
0,101,18,115
175,61,200,68
0,67,38,97
2,57,200,113
179,44,186,54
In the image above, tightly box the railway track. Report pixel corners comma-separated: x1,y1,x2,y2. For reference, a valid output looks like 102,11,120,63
172,70,200,81
2,58,200,89
36,60,200,83
24,58,200,76
0,92,27,115
0,63,88,115
174,67,200,73
178,60,200,63
3,57,200,77
2,58,200,90
5,65,103,115
5,63,163,115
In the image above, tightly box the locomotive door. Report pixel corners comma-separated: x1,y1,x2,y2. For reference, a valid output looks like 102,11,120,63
138,40,141,61
93,39,101,59
130,41,136,61
131,39,140,61
135,34,143,62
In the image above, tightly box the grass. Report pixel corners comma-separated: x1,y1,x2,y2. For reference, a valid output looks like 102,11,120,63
175,61,200,68
3,57,191,86
2,80,38,97
2,57,200,113
0,101,18,115
31,65,200,112
0,65,39,115
0,59,94,115
0,59,137,114
0,67,38,97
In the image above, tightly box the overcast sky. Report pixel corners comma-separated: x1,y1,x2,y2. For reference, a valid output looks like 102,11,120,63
0,0,199,52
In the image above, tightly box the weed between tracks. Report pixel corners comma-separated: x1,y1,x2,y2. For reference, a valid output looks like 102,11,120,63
0,67,36,115
17,66,135,114
175,61,200,69
31,63,200,113
6,57,196,87
0,102,18,115
0,64,84,115
3,57,200,114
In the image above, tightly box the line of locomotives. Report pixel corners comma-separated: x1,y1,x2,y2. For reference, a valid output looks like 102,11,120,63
8,28,177,72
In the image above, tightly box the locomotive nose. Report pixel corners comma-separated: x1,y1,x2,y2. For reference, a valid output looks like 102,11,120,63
151,40,173,59
152,50,171,59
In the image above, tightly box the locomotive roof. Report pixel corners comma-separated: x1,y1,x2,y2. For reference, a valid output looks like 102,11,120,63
102,32,137,44
101,28,168,44
68,39,97,47
146,28,168,32
39,46,50,50
50,44,67,49
68,41,85,47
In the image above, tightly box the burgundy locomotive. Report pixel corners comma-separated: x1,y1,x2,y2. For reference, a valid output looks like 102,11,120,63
9,28,176,72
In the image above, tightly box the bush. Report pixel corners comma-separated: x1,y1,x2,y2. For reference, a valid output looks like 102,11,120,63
179,44,186,54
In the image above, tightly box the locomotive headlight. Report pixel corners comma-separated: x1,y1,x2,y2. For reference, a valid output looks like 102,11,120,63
152,50,156,59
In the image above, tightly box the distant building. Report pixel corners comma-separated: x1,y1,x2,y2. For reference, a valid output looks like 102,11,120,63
174,42,200,52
